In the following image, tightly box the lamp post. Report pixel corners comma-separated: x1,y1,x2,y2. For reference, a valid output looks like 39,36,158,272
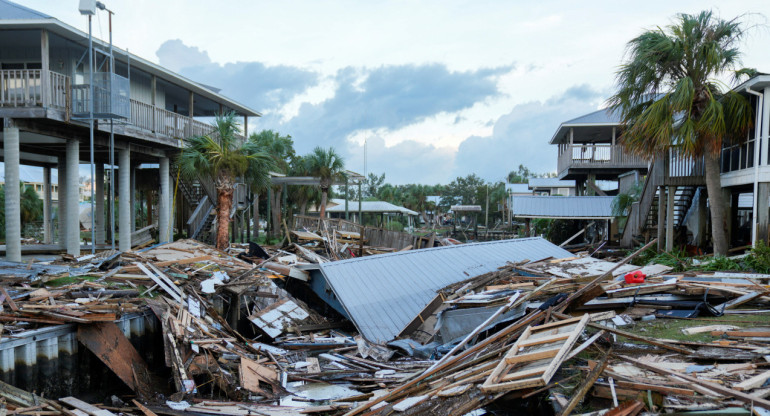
78,0,96,253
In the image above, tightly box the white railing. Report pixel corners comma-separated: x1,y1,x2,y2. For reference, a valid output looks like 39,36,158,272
558,144,648,174
0,69,68,110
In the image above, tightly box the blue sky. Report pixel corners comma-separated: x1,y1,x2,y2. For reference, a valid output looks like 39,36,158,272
16,0,770,184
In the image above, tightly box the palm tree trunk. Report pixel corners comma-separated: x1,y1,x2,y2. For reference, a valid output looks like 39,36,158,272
252,193,260,240
271,188,281,236
704,152,729,255
320,189,328,219
300,200,307,215
216,185,234,250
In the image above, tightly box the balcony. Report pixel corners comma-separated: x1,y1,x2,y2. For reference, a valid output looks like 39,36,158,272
0,69,219,145
557,143,649,179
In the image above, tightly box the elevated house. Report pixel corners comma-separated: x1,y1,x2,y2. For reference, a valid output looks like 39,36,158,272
0,0,259,260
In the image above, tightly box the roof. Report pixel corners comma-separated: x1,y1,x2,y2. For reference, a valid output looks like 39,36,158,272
549,108,621,145
734,74,770,95
0,164,58,183
528,178,576,189
0,1,259,117
505,183,531,194
0,0,50,20
316,237,573,343
512,196,615,219
326,199,418,215
450,205,482,212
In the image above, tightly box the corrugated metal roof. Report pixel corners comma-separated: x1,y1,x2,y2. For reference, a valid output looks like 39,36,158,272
505,183,531,194
316,237,572,343
0,0,51,20
528,178,576,189
562,108,620,126
326,200,418,215
450,205,482,212
512,196,614,219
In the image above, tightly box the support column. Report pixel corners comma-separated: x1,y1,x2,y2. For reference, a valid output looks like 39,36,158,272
3,125,21,261
666,186,675,252
130,164,136,232
159,157,170,244
657,186,665,251
758,183,770,244
57,156,67,246
119,149,131,252
43,166,52,244
94,162,105,245
65,139,80,256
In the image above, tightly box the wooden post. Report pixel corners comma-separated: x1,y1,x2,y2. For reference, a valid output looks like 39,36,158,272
666,185,675,252
657,186,665,252
150,75,156,131
40,29,49,107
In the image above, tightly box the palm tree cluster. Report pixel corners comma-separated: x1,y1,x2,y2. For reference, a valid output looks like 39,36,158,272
177,114,348,248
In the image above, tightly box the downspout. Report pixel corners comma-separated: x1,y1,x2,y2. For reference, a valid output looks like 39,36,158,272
746,87,763,247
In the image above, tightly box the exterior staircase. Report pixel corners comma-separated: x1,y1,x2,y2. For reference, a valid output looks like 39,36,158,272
621,149,706,247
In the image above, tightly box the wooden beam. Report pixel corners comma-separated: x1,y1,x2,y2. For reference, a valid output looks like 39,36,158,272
76,323,153,396
558,348,611,416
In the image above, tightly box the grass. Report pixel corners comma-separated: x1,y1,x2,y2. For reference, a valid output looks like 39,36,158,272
617,313,770,343
45,275,99,287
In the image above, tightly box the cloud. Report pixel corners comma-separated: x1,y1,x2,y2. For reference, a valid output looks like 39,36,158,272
267,63,513,154
156,40,319,113
450,84,607,181
344,136,456,185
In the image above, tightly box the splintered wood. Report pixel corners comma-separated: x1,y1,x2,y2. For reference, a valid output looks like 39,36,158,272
481,314,589,392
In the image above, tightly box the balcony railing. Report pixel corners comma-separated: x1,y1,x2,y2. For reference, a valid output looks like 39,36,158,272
557,143,648,174
0,69,68,110
0,69,225,142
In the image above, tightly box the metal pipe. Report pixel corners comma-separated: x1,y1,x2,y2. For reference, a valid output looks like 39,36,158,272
109,9,116,250
88,14,95,253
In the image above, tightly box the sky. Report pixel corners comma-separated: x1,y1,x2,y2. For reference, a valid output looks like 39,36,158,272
15,0,770,185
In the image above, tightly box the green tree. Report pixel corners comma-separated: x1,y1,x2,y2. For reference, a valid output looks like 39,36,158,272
363,172,386,199
306,147,345,219
178,112,274,249
0,182,44,240
608,10,755,255
249,130,295,236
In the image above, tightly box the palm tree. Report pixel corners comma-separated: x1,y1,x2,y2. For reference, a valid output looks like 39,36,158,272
306,147,345,220
608,10,755,255
178,112,274,249
249,130,295,237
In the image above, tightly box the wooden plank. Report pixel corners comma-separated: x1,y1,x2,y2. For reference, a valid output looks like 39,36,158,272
565,330,606,361
0,287,18,311
518,332,571,347
481,314,589,393
622,356,770,410
711,330,770,338
135,263,184,304
557,348,611,416
716,291,763,310
59,397,116,416
76,323,152,396
505,347,561,365
734,370,770,391
131,400,158,416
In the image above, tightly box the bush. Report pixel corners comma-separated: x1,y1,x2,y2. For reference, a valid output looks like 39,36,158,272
386,221,404,232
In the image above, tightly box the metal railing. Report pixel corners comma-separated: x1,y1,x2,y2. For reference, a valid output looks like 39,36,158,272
186,195,214,239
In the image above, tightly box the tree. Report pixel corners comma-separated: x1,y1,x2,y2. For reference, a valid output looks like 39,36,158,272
178,112,274,249
363,173,386,199
306,147,345,219
249,130,295,237
608,10,755,255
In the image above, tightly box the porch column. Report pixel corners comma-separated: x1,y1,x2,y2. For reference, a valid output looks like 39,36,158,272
57,156,67,246
119,149,131,252
43,166,52,244
94,162,105,245
159,156,170,243
763,87,770,166
130,164,136,232
3,125,21,261
65,139,80,256
758,183,770,244
657,186,665,252
666,186,675,252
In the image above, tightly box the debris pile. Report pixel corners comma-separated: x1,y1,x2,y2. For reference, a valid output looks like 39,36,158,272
3,237,770,415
